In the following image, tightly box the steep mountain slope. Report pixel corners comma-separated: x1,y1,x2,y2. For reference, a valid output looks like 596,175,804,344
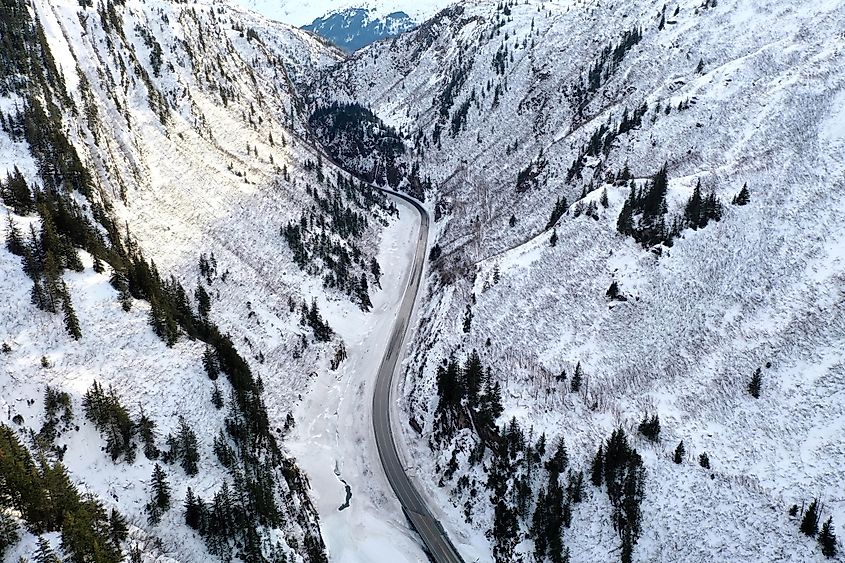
308,0,845,561
0,1,396,561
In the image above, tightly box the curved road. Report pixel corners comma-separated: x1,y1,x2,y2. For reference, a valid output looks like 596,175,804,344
277,55,465,555
369,187,465,563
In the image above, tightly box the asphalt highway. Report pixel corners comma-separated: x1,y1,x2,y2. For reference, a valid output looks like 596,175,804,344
370,187,466,563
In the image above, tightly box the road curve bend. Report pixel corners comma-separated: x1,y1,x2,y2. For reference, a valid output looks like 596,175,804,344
370,187,465,563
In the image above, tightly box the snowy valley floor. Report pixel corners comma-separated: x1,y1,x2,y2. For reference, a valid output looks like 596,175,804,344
288,196,429,562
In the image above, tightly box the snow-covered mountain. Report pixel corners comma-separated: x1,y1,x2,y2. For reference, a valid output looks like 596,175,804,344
236,0,446,27
3,0,845,562
303,8,416,52
0,0,398,561
307,0,845,561
234,0,452,51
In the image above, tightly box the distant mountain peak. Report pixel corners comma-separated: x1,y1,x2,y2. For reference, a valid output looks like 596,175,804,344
303,7,417,52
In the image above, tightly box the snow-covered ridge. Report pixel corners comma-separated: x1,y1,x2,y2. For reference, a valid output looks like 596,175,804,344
0,0,393,561
303,8,417,52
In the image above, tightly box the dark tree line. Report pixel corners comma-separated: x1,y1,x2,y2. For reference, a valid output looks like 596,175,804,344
591,429,646,563
433,351,504,444
309,102,405,187
0,425,126,562
566,102,648,183
571,27,643,116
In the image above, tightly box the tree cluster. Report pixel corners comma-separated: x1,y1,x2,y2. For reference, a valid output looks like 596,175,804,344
434,351,504,444
0,425,125,562
591,429,646,562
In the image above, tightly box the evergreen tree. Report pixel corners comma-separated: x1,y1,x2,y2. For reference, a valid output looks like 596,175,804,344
590,444,604,486
370,257,381,288
801,499,820,537
108,508,128,545
491,500,518,562
638,414,661,442
358,273,372,311
138,409,159,460
164,418,199,476
184,487,205,531
195,284,211,318
211,381,224,409
819,517,837,558
61,283,82,340
0,511,19,560
698,452,710,469
748,367,762,398
463,304,473,333
684,181,703,228
673,440,685,464
732,183,751,206
550,228,558,247
33,536,61,563
463,350,484,409
570,362,582,393
509,214,516,227
531,488,548,560
600,188,609,208
202,346,219,380
568,470,585,503
146,463,171,525
5,214,25,256
545,437,568,475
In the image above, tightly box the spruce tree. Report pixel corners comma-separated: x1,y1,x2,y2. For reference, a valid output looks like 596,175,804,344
138,409,159,460
732,183,750,205
61,283,82,340
673,440,685,464
195,284,210,318
748,367,762,398
545,437,568,475
550,228,558,247
202,346,219,380
184,487,205,531
819,517,837,558
570,362,582,393
638,414,661,442
590,444,604,486
531,488,548,561
146,463,171,525
801,499,820,537
5,214,25,256
211,381,224,409
509,214,517,227
0,512,19,557
33,536,60,563
698,452,710,468
684,181,703,228
108,509,128,545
